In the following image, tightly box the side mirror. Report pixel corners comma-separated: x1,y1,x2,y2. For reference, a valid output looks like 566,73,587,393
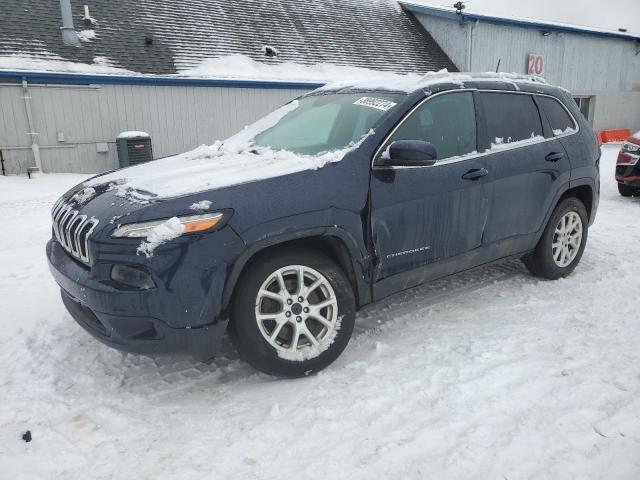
384,140,437,167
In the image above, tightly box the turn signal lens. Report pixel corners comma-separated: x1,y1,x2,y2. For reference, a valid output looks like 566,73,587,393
182,214,224,233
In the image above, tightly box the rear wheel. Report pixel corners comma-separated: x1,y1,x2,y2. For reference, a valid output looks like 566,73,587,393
522,197,588,280
618,183,635,197
229,248,356,377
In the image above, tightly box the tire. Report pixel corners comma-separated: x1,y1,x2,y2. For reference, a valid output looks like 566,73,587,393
229,247,356,377
618,183,635,197
522,197,588,280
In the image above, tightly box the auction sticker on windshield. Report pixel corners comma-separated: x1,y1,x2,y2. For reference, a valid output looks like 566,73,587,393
353,97,397,111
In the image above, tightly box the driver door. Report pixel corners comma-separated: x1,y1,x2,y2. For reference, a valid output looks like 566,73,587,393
370,91,492,298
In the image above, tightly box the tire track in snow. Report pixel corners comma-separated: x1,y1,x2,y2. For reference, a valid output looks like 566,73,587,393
82,259,530,395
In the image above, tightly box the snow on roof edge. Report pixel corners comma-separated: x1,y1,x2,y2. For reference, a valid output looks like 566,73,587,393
0,55,556,94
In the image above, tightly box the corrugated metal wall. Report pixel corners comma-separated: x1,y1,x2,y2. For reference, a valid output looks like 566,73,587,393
415,14,640,132
0,83,307,174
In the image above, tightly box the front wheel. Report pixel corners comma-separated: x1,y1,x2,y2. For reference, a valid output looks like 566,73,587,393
618,183,635,197
522,197,588,280
229,248,356,377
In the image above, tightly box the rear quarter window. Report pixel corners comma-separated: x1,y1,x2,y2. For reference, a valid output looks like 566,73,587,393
537,96,577,136
478,92,543,147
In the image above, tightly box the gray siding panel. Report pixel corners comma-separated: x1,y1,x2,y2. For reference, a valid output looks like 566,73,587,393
415,13,640,133
0,83,306,174
416,13,640,93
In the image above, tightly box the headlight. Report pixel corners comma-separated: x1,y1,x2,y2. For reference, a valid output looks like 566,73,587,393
112,212,224,238
622,141,640,154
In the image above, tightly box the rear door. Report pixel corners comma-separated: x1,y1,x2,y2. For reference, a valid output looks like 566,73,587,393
370,91,492,294
478,92,572,247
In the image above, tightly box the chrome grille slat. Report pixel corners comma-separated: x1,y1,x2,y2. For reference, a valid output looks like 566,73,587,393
52,204,68,241
51,201,98,264
72,214,87,253
64,210,78,248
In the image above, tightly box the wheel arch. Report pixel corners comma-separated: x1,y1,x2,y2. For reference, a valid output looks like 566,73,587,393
532,179,595,248
561,181,594,221
221,228,371,318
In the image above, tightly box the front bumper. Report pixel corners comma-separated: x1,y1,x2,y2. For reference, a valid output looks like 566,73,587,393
46,228,243,360
59,288,226,359
616,152,640,186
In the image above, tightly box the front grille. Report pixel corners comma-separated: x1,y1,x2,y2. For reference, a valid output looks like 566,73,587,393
617,164,639,177
51,200,99,264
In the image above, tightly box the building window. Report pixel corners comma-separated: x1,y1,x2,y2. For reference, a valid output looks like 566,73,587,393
573,96,593,124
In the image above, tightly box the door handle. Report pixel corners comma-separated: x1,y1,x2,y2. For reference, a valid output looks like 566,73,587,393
462,168,489,180
545,152,564,162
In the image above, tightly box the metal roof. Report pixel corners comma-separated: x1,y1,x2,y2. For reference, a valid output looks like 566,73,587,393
0,0,457,76
402,2,640,42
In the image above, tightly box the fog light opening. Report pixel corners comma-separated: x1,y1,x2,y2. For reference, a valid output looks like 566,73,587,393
111,264,156,290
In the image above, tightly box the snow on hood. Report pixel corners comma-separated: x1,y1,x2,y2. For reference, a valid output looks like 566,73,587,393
85,100,372,201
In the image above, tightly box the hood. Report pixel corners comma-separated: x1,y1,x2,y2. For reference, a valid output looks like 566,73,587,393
57,133,370,237
83,140,360,203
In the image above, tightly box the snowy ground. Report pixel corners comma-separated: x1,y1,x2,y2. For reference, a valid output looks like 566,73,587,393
1,145,639,479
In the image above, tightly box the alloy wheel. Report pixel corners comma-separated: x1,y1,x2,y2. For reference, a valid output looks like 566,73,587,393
552,211,583,267
254,265,339,358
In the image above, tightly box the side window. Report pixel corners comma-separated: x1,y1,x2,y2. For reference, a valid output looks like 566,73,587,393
537,96,576,135
388,92,476,160
478,93,543,146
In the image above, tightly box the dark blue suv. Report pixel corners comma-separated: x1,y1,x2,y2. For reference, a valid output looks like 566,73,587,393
47,73,600,377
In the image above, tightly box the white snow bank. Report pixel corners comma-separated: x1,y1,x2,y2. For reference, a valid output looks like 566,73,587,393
0,52,400,84
86,101,372,200
632,130,640,140
177,54,415,84
0,54,134,75
1,52,550,95
116,131,150,139
136,217,184,257
77,30,96,42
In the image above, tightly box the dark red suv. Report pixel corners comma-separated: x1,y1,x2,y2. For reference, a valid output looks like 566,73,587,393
616,131,640,196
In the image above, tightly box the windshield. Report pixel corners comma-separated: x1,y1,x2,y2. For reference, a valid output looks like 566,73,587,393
251,93,404,155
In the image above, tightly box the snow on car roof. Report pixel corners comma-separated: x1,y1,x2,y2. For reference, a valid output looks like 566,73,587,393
320,70,550,94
